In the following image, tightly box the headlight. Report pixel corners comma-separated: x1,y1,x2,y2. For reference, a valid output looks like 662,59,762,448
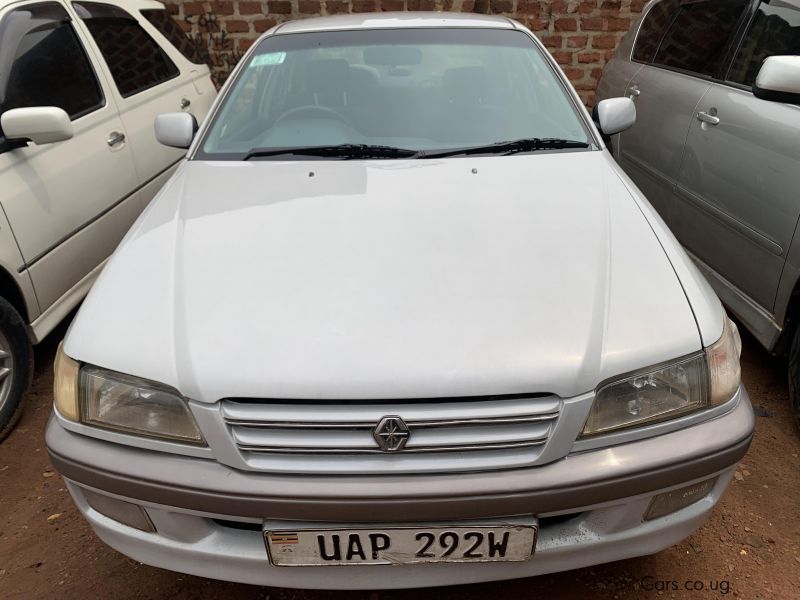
706,317,742,406
53,345,205,445
581,317,742,437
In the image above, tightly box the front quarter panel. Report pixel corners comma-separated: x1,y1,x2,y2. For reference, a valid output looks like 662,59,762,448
606,154,725,347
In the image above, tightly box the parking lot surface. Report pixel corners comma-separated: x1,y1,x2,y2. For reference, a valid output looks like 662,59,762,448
1,323,798,599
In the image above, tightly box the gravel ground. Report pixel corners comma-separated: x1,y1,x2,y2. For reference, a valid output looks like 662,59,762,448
0,321,798,600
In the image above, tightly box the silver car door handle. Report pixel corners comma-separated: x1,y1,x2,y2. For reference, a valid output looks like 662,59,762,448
627,85,641,98
106,131,126,146
697,111,720,126
180,97,191,109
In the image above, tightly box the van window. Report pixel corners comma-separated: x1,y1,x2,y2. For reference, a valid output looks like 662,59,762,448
141,8,205,65
632,0,681,63
728,0,800,86
652,0,748,77
73,2,179,97
0,2,103,153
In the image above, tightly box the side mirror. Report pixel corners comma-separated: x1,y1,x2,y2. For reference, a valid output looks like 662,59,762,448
753,55,800,104
0,106,73,145
595,97,636,136
154,112,198,149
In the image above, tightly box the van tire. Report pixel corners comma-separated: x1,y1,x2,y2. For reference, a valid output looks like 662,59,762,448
0,297,33,442
788,325,800,431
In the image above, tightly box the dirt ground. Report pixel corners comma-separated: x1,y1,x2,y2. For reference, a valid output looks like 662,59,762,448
0,322,798,600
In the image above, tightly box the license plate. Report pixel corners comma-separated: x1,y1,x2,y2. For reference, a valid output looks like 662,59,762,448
264,520,537,566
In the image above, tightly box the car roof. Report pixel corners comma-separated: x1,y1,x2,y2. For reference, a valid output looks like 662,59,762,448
0,0,166,11
274,11,517,34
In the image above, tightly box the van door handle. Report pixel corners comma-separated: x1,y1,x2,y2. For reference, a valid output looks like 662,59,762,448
627,85,640,98
106,131,126,146
697,111,720,126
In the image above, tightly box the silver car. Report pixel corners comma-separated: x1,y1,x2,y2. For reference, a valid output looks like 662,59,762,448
47,12,754,589
598,0,800,426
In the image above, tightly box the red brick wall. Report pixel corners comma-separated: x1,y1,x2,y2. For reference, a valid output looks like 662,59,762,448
166,0,647,105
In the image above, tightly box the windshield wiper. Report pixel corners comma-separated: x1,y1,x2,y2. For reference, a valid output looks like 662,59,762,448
420,138,591,159
243,144,420,161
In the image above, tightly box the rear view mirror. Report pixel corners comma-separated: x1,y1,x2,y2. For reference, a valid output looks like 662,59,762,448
154,112,198,149
0,106,73,145
753,55,800,104
594,97,636,136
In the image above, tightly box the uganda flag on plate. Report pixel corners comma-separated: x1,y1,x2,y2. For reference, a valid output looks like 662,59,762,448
270,532,299,545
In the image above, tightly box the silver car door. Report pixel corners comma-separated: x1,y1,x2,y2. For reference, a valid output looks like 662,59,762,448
0,1,140,311
675,0,800,316
619,0,750,227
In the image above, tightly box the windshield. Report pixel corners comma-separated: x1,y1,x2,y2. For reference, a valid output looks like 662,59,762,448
196,28,594,160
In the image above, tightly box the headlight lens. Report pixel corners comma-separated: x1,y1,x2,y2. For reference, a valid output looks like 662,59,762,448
54,343,80,420
581,317,742,437
53,345,204,445
707,317,742,407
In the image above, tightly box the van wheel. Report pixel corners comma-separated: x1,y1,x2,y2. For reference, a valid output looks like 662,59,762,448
0,297,33,441
788,325,800,431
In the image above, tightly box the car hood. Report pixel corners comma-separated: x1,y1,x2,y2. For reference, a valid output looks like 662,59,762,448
66,152,704,402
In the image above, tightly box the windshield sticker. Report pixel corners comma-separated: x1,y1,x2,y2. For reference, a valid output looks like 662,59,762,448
250,52,286,67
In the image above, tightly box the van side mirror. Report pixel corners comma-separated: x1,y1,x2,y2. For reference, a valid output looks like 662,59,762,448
594,97,636,136
154,112,198,149
753,55,800,104
0,106,73,145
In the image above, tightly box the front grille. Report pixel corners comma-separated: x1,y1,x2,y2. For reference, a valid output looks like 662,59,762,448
221,395,561,474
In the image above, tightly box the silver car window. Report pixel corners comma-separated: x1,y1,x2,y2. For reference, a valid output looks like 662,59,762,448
728,0,800,85
652,0,749,77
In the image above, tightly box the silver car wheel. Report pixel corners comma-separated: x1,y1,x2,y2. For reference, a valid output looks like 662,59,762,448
0,330,15,413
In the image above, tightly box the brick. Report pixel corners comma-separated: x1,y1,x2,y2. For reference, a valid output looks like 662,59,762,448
411,0,437,9
183,2,205,16
541,34,563,49
563,67,585,81
326,1,349,13
268,0,292,13
630,0,648,11
582,16,603,30
298,0,322,12
352,0,375,10
591,34,618,49
517,1,541,16
489,0,513,13
577,51,602,63
238,1,264,14
605,17,631,31
380,0,405,9
225,19,250,32
524,18,548,31
209,1,234,15
238,37,256,51
566,35,588,48
254,17,278,31
554,17,578,31
551,51,572,64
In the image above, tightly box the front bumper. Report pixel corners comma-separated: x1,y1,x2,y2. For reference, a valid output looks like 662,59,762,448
46,387,754,589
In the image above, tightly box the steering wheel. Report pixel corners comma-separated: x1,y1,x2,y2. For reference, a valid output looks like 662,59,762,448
273,104,355,129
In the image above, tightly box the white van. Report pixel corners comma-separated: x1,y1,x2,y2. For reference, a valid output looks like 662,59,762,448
0,0,215,437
